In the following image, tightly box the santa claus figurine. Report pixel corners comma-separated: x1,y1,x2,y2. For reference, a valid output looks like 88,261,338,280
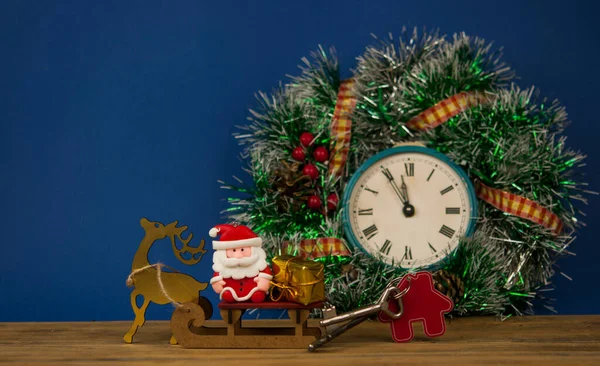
209,224,272,303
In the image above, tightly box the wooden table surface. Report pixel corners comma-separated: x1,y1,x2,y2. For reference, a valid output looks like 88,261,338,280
1,316,599,365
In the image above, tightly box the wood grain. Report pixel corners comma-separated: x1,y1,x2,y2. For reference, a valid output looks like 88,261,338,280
1,316,599,365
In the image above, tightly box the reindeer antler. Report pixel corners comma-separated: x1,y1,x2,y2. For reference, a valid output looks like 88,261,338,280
166,222,207,266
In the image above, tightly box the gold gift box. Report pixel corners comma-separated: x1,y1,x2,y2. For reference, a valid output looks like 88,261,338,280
270,255,325,305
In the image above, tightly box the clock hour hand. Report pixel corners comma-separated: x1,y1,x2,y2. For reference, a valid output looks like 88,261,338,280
400,175,415,218
400,175,409,203
381,167,407,204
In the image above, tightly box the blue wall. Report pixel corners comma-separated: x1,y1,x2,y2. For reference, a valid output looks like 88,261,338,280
1,0,598,321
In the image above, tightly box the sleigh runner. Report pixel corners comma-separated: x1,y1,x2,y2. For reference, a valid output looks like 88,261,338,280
170,299,323,348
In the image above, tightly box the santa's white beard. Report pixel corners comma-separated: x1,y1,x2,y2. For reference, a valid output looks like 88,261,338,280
212,247,268,280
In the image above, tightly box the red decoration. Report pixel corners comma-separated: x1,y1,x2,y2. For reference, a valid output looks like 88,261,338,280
302,164,319,180
326,193,338,211
299,132,315,147
209,224,272,303
307,195,322,210
291,147,306,161
313,146,329,163
379,272,453,342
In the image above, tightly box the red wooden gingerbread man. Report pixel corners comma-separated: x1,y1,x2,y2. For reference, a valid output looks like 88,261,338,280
379,271,453,342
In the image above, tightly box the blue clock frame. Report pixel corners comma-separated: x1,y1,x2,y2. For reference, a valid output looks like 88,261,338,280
342,145,479,269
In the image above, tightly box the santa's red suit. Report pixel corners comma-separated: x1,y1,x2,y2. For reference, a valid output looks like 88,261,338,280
211,266,272,302
209,224,273,303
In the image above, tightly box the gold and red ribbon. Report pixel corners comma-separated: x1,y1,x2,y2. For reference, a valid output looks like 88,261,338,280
328,79,357,177
407,91,563,234
282,238,351,259
406,91,488,131
476,182,563,234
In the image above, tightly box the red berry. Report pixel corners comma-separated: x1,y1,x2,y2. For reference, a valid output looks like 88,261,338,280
302,164,319,180
291,146,306,161
326,193,339,211
307,195,322,210
313,146,329,163
299,132,315,147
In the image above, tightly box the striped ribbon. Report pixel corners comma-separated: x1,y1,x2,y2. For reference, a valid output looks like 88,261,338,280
328,79,357,177
283,238,351,259
406,91,488,131
405,91,563,235
476,182,563,234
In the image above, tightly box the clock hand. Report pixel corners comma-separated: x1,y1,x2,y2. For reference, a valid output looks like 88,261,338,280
381,168,407,204
400,175,415,218
392,180,408,203
400,176,409,204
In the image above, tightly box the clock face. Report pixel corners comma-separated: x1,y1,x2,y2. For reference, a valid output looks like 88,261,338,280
343,146,477,268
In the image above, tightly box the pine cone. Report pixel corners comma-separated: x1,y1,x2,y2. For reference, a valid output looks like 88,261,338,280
269,160,315,212
432,269,464,307
341,263,359,282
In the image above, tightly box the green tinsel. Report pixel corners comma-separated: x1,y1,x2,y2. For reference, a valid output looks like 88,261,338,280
220,29,590,316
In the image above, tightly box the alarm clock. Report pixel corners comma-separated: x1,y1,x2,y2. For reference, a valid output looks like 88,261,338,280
342,145,478,269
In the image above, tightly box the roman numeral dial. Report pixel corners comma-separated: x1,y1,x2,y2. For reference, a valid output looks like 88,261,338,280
440,185,454,195
405,163,414,176
364,187,378,195
346,148,476,270
380,240,392,255
439,225,456,238
362,224,378,240
403,246,412,260
427,169,435,181
428,242,437,253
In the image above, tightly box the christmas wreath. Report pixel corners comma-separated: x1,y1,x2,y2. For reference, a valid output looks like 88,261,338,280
220,30,590,316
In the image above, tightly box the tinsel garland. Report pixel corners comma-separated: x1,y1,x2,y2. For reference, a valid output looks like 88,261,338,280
221,29,591,316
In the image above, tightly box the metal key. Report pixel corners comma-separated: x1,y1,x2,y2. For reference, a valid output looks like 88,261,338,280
321,304,340,334
308,287,404,352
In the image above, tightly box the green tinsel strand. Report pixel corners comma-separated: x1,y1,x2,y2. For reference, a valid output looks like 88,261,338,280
399,33,513,117
441,223,541,316
349,29,445,168
289,45,340,111
236,87,321,151
350,30,513,173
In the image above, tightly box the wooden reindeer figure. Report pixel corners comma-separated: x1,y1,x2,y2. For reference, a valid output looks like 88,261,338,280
123,218,208,344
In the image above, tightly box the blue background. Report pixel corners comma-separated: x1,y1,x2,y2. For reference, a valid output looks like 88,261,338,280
1,0,598,321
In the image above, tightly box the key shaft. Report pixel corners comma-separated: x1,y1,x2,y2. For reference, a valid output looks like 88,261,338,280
308,315,367,352
319,286,402,327
320,303,381,327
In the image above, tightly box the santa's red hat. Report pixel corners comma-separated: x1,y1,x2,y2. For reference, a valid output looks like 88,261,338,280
209,224,262,250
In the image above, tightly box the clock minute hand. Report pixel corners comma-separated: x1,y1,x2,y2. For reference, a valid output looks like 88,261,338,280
381,168,407,204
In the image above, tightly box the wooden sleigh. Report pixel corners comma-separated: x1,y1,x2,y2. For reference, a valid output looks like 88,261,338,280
125,219,324,349
170,299,324,349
